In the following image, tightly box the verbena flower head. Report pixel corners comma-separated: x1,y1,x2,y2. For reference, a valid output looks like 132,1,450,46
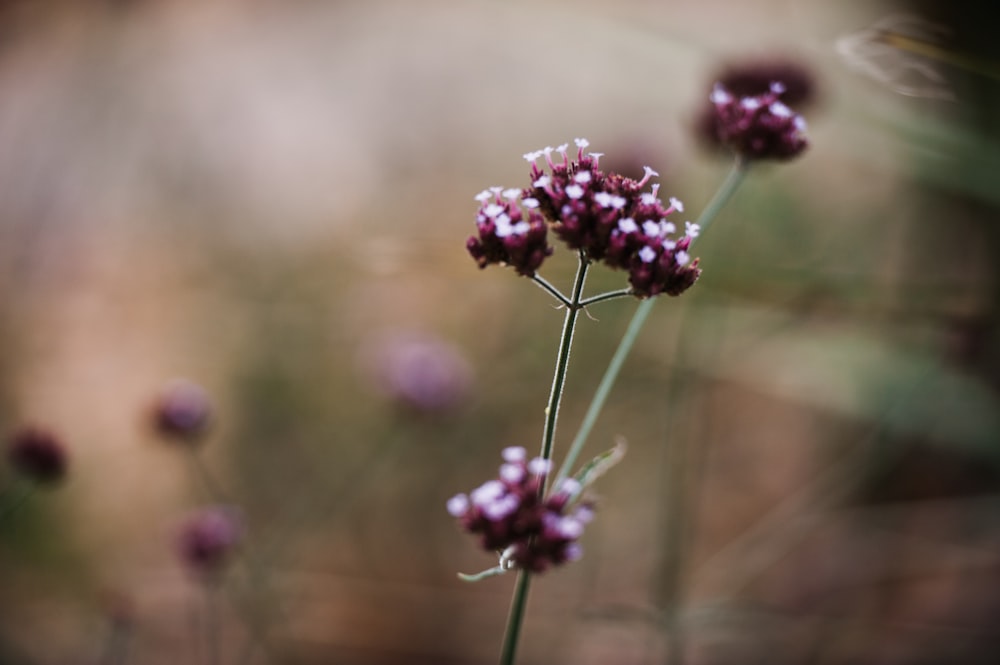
469,139,701,298
176,505,243,579
152,379,212,444
7,426,68,485
448,446,594,573
708,81,808,161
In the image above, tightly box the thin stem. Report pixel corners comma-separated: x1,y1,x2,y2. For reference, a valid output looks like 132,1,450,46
531,274,572,308
499,250,589,665
555,159,749,484
579,288,633,308
0,483,35,522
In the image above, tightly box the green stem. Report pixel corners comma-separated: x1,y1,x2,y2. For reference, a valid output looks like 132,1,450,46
532,274,572,308
555,159,749,485
579,288,633,308
499,251,589,665
0,483,35,522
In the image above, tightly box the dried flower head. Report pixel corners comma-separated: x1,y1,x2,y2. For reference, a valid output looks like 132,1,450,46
713,58,818,109
7,426,68,485
707,81,808,161
152,379,212,443
448,447,594,573
176,505,243,578
469,140,701,298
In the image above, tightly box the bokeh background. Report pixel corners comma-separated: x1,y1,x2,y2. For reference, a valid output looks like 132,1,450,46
2,0,1000,664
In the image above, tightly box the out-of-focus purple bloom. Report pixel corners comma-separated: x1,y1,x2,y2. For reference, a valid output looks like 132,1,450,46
365,332,473,414
706,82,809,161
152,379,212,443
176,505,243,578
6,426,68,485
448,447,594,574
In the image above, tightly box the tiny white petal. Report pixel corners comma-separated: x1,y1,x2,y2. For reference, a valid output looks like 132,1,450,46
642,221,660,237
638,246,657,263
533,175,551,188
484,203,504,218
521,197,540,209
676,250,690,266
610,195,626,209
523,150,543,162
662,239,676,251
643,166,659,179
574,505,595,523
669,197,684,212
564,543,583,561
660,221,676,235
640,193,657,205
710,84,732,104
593,192,613,207
502,446,527,463
588,152,604,159
447,494,470,517
574,138,590,148
557,517,584,539
574,171,592,183
528,457,552,475
618,218,638,234
555,143,569,155
741,97,761,110
484,495,519,520
471,480,505,505
685,221,701,238
770,81,786,95
501,188,521,200
558,477,582,495
475,190,492,202
565,184,585,200
770,101,792,118
500,463,525,484
489,186,503,194
511,221,530,235
794,116,807,132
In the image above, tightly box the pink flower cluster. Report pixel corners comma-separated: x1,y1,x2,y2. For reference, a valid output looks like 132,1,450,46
468,139,701,298
448,446,594,573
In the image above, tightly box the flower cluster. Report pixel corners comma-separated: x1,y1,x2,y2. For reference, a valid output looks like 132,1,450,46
6,426,68,485
707,81,808,161
447,446,594,574
468,139,701,298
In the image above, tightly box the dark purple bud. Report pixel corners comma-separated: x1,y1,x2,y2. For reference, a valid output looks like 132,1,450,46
7,426,68,485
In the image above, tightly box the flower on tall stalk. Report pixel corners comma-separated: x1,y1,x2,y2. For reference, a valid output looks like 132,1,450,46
6,426,68,485
176,505,243,579
468,139,701,298
151,379,212,444
448,447,594,574
448,442,623,578
706,81,809,161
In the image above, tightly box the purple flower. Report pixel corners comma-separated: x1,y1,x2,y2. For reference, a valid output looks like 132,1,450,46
448,447,595,573
707,81,808,161
7,426,68,485
471,139,701,298
467,187,553,276
364,331,473,414
176,505,243,578
152,379,212,443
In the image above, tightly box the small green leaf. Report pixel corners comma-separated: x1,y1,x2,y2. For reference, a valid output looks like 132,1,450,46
573,438,627,492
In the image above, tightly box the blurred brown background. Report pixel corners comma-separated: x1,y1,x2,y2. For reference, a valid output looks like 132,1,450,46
2,1,1000,664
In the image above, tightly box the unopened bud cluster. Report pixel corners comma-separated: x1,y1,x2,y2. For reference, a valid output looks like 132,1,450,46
708,81,808,161
448,446,594,573
468,139,701,297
